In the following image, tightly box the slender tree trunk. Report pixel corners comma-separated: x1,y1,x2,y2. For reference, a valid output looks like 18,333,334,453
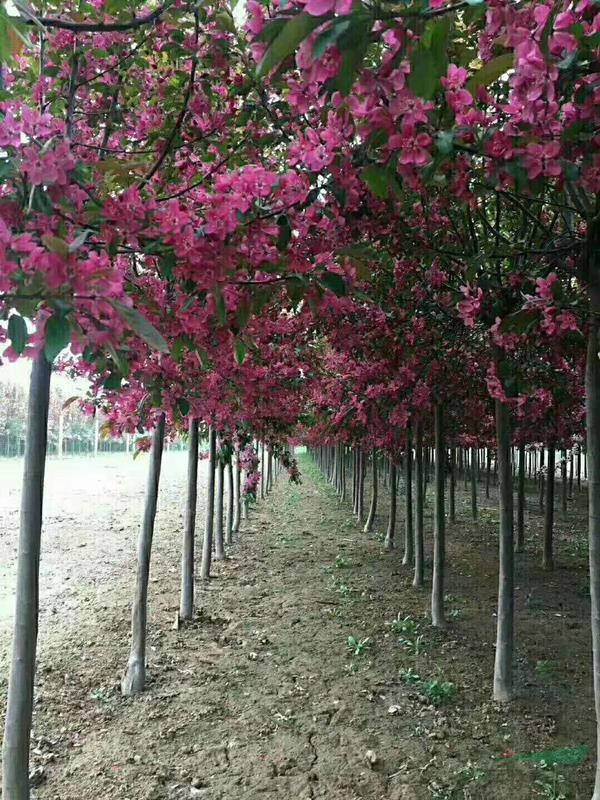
470,447,478,520
352,447,358,514
569,449,574,499
493,399,514,702
357,449,365,523
384,459,396,550
214,458,225,560
539,447,546,511
586,285,600,800
200,427,217,580
516,442,525,553
413,423,424,588
232,451,241,535
431,404,446,627
260,441,265,500
561,449,568,514
121,412,166,696
340,444,346,502
403,435,414,565
485,448,492,499
225,459,234,545
448,446,456,523
267,450,273,493
364,449,378,533
543,443,555,571
2,354,51,800
179,418,198,621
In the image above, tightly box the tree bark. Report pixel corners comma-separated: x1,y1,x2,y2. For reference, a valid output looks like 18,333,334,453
470,447,478,520
225,458,234,545
179,417,198,621
493,398,515,702
586,285,600,800
363,449,378,533
543,443,555,571
357,449,365,523
403,435,414,565
232,451,241,535
2,354,52,800
214,457,225,560
121,412,166,696
431,404,446,627
449,446,456,523
516,442,525,553
561,449,568,514
384,459,396,550
200,427,217,580
260,441,265,500
413,423,424,588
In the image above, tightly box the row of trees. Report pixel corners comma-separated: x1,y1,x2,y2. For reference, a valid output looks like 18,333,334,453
0,0,599,797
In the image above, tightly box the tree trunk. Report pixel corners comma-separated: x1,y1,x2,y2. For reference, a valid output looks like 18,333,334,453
449,446,456,523
225,459,234,545
539,447,546,510
403,434,414,565
2,354,51,800
232,451,241,535
485,448,492,499
413,423,424,588
179,417,198,621
470,447,478,520
493,398,514,703
431,404,446,627
214,458,225,560
200,427,217,580
561,449,568,514
260,441,265,500
384,459,396,550
586,286,600,800
121,412,166,696
543,443,555,571
516,442,525,553
363,449,378,533
357,449,365,523
267,450,273,493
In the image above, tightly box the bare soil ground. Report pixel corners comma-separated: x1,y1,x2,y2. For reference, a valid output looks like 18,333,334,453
0,451,595,799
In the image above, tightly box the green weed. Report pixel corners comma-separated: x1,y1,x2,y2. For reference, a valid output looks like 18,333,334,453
334,554,351,569
421,679,456,705
534,762,569,799
347,635,372,656
388,613,420,636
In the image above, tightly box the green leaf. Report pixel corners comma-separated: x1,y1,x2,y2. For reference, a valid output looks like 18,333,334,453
436,130,455,155
313,18,351,59
159,250,177,281
499,309,538,335
276,214,292,251
177,397,190,416
234,338,247,365
103,372,122,390
110,301,169,353
44,315,71,362
408,46,439,99
257,12,326,78
42,234,70,257
467,53,513,94
330,36,369,96
321,271,346,296
0,6,13,64
361,165,390,199
68,230,91,253
8,314,28,354
214,285,227,326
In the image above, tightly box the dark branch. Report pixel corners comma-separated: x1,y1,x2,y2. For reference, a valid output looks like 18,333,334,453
21,1,174,32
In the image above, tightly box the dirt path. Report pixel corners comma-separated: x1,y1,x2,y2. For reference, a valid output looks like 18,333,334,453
0,452,594,799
